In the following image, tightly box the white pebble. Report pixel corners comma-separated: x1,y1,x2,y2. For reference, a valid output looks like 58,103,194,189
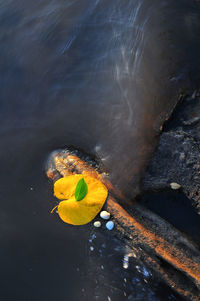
106,221,114,231
170,182,181,190
93,221,101,228
100,211,110,220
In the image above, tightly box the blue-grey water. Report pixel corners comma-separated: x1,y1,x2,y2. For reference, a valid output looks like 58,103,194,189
0,0,200,300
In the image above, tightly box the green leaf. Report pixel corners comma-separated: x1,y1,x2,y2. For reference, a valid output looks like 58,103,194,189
75,178,88,201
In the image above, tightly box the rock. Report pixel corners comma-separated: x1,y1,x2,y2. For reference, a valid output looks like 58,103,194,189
142,91,200,213
170,182,181,190
100,211,110,220
106,221,114,230
93,221,101,228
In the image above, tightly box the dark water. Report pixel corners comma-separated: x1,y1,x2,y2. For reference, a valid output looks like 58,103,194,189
0,0,200,300
140,190,200,246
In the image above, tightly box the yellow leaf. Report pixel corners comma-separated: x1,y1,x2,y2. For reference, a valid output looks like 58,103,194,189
54,175,108,225
54,174,81,200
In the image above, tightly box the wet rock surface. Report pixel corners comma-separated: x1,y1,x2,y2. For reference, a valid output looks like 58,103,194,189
142,92,200,214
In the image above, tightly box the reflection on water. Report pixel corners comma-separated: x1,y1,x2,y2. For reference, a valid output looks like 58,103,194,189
0,0,200,300
1,0,200,198
84,228,182,301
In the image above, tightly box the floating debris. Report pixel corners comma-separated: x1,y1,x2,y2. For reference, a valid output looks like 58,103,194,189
93,221,101,227
106,220,114,230
53,175,108,225
170,182,181,190
100,210,110,220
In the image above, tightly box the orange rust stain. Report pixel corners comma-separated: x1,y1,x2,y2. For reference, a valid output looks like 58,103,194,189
107,198,200,284
146,256,199,301
46,169,55,180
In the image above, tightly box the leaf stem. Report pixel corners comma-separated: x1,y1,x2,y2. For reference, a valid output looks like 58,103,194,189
50,205,58,214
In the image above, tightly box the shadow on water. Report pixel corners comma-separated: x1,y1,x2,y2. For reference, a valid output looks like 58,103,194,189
140,190,200,247
0,0,200,300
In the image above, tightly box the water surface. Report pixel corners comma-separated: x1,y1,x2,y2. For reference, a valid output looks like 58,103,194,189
1,0,200,300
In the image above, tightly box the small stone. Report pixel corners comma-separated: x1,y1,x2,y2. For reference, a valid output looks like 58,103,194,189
93,221,101,228
100,211,110,220
170,182,181,190
106,221,114,230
